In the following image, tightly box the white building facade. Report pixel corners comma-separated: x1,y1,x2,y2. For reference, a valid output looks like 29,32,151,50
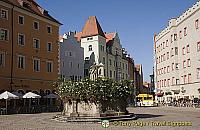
154,1,200,101
75,16,129,80
59,32,84,81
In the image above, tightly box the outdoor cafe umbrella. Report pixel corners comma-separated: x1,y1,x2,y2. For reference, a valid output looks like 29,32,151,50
44,93,59,99
0,91,19,114
44,93,59,106
23,92,41,107
12,91,23,98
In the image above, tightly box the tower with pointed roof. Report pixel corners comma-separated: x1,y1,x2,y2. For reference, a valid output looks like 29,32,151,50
76,16,130,81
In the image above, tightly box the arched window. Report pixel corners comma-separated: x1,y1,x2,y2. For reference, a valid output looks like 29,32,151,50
89,45,92,51
99,69,101,75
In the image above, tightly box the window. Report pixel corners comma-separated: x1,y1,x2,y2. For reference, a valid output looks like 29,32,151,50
167,66,170,73
47,42,52,52
182,47,186,55
33,38,40,49
195,19,199,29
164,79,166,87
174,34,177,41
18,34,25,45
171,35,173,43
172,77,175,85
186,45,190,53
163,42,165,49
172,63,175,71
166,40,169,47
184,75,187,84
122,63,124,69
167,79,170,86
163,54,165,61
175,47,178,55
46,61,53,72
33,21,39,30
1,9,8,19
171,48,174,57
70,62,73,68
197,42,200,52
176,79,179,85
197,68,200,79
179,31,182,39
18,55,25,69
188,74,191,83
110,70,112,78
103,57,105,64
187,59,191,67
69,52,72,57
184,27,187,36
183,60,186,68
167,52,169,60
33,58,40,72
88,45,92,51
78,63,80,69
175,63,179,70
47,26,52,33
0,29,8,41
0,52,5,67
87,37,93,40
109,59,112,66
18,16,24,25
164,67,166,74
126,64,127,70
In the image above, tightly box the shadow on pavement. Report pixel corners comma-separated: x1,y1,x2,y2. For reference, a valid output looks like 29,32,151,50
133,113,163,119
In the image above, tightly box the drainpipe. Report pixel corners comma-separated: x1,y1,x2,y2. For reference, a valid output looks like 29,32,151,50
10,5,14,91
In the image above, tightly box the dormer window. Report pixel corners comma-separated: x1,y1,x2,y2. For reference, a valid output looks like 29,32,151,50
87,37,93,40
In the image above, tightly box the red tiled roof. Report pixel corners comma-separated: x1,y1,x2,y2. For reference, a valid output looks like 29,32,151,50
4,0,61,24
105,32,116,47
105,32,115,42
81,16,105,38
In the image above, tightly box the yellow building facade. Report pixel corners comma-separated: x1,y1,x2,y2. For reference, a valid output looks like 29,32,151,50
0,0,61,94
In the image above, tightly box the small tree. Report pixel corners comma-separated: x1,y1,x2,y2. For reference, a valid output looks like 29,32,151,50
54,77,132,114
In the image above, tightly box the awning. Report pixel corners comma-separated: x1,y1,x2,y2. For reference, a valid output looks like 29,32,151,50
0,91,19,99
43,93,59,98
23,92,41,98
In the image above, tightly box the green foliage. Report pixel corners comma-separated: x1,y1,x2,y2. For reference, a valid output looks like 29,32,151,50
53,77,132,103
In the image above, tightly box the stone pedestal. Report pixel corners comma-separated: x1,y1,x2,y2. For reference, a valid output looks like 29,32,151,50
63,100,128,117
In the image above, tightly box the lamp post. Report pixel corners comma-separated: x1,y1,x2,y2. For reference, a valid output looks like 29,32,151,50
10,81,14,92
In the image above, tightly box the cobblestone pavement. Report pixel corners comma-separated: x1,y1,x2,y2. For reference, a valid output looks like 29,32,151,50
0,106,199,130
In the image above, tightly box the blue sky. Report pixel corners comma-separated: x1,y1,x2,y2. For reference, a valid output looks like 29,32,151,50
36,0,197,81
